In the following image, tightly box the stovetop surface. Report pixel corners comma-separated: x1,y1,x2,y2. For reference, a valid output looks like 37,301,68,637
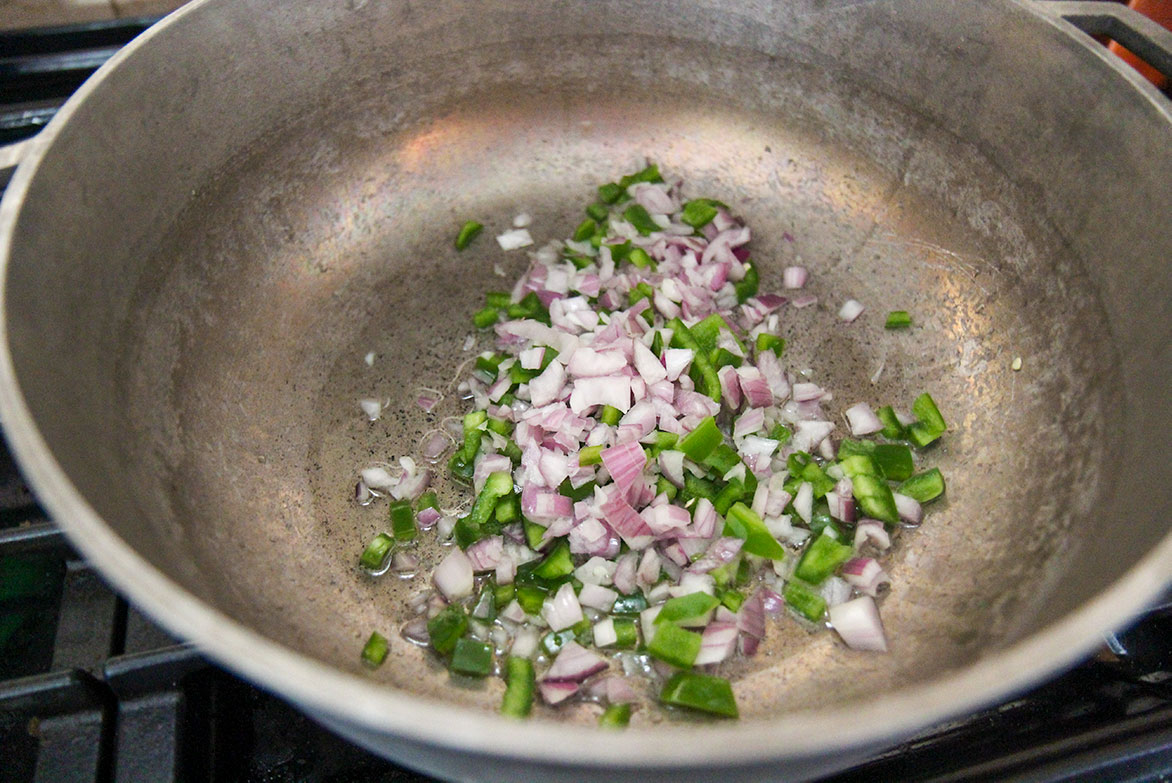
1,15,1171,783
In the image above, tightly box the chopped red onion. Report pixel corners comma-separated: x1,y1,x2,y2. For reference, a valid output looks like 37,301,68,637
791,294,818,308
842,557,892,597
760,588,785,615
894,492,923,525
545,641,609,681
636,548,662,586
390,468,431,502
844,402,884,436
521,485,572,522
569,376,632,415
854,519,892,551
793,482,814,523
539,680,579,705
400,618,430,646
662,348,694,381
474,454,512,493
585,675,638,704
600,441,646,491
692,498,718,538
496,228,533,250
578,582,619,612
829,596,888,652
542,582,584,631
782,266,808,289
528,361,565,408
495,555,516,586
433,548,474,601
734,408,765,439
642,503,690,535
717,365,742,410
391,551,419,573
736,366,773,408
838,299,865,323
360,466,398,492
613,552,638,594
791,420,834,454
359,398,383,421
694,622,739,665
465,536,504,572
420,432,451,462
737,590,766,640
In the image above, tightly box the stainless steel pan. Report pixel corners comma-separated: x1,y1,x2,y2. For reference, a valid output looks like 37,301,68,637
1,1,1170,780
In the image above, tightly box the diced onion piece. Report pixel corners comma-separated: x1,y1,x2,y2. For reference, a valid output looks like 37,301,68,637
359,398,382,421
838,299,865,323
782,266,808,289
433,548,474,601
496,228,534,250
542,582,584,631
829,596,888,652
844,402,883,436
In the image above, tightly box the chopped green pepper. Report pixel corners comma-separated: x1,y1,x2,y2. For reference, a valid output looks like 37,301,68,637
515,585,548,615
794,531,854,584
598,182,625,204
455,220,483,250
647,622,702,668
473,306,499,329
485,291,512,309
360,631,389,668
873,443,915,482
681,199,720,228
876,405,906,440
884,310,912,329
654,592,720,627
586,202,611,222
898,467,946,503
908,393,947,447
612,618,639,649
623,204,660,236
427,605,468,656
755,333,785,357
568,218,594,241
734,262,758,303
598,703,632,728
389,500,417,542
659,672,738,718
416,491,439,512
618,163,663,188
533,540,574,580
783,580,827,622
501,656,535,718
450,637,493,677
720,590,746,613
679,416,722,462
723,502,786,560
667,318,721,402
359,533,394,571
577,444,603,467
851,474,900,526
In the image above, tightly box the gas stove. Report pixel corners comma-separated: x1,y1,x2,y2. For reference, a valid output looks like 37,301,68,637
1,16,1170,783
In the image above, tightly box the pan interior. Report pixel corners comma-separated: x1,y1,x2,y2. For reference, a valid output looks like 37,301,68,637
100,30,1113,723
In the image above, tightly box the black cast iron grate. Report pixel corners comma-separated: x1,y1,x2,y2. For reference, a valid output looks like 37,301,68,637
1,15,1170,783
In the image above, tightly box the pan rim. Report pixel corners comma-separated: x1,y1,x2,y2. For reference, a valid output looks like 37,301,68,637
0,0,1170,768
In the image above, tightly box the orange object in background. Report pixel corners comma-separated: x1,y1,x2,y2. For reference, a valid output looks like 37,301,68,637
1108,0,1172,89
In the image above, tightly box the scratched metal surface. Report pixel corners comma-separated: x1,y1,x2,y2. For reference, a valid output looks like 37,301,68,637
1,0,1168,778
